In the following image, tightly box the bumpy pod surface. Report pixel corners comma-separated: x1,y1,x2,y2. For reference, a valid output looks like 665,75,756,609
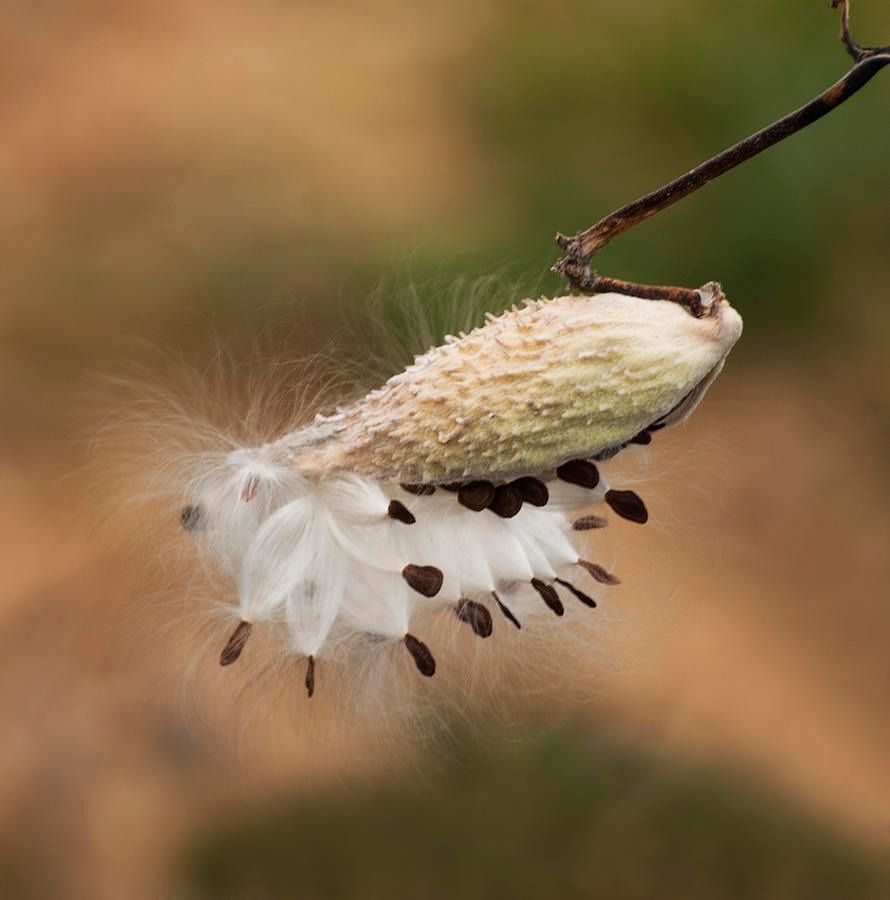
279,292,742,484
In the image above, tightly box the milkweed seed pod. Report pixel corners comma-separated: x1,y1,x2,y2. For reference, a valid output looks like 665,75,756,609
184,288,742,694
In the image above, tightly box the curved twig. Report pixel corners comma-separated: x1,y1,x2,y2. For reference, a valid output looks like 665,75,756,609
552,0,889,312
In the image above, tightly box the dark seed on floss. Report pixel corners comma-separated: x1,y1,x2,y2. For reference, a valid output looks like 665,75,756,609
241,474,261,502
387,500,416,524
555,578,597,608
628,430,652,445
458,481,496,512
489,484,523,518
305,655,316,698
492,591,521,629
572,515,609,531
556,459,600,489
605,489,649,524
180,504,205,532
455,599,493,638
404,633,436,677
577,559,621,586
530,578,564,617
648,421,668,433
440,483,463,492
401,483,436,496
402,564,444,597
220,620,253,666
511,476,549,507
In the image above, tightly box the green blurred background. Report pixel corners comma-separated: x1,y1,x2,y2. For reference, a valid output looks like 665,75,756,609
1,1,889,898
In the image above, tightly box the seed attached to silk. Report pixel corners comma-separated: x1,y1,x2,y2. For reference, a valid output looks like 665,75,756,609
572,515,608,531
556,459,600,489
489,484,523,518
492,591,521,629
404,634,436,677
458,481,496,512
305,655,316,698
387,500,416,524
577,560,621,586
530,579,564,616
401,483,436,496
220,620,253,667
456,599,493,638
511,477,549,507
402,564,444,597
180,504,205,532
555,578,597,608
604,489,649,524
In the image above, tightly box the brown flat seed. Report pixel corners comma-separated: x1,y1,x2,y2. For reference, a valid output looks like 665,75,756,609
629,430,652,445
456,599,493,638
556,459,600,489
577,559,621,585
605,489,649,524
572,515,609,531
387,500,416,524
648,421,667,433
404,633,436,677
511,476,549,507
180,504,205,532
305,655,316,698
531,578,564,616
402,564,444,597
555,577,597,608
401,483,436,496
220,620,253,666
458,481,496,512
489,484,523,518
492,591,521,629
440,483,463,492
241,474,261,502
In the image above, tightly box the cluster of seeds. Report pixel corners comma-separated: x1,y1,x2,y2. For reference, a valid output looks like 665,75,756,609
187,449,650,696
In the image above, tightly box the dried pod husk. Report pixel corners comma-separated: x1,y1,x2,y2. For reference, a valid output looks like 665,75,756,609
278,292,742,484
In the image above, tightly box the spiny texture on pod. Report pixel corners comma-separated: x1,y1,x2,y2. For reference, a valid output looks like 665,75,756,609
176,292,740,691
280,292,742,484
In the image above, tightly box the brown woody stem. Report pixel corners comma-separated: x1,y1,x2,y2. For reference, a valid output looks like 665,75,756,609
552,0,889,307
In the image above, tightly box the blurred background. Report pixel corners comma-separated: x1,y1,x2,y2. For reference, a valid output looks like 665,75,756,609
2,1,890,897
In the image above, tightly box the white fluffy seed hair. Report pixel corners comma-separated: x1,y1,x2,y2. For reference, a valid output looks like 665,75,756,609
120,283,742,719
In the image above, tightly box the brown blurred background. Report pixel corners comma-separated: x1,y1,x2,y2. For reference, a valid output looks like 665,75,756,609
2,1,890,898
